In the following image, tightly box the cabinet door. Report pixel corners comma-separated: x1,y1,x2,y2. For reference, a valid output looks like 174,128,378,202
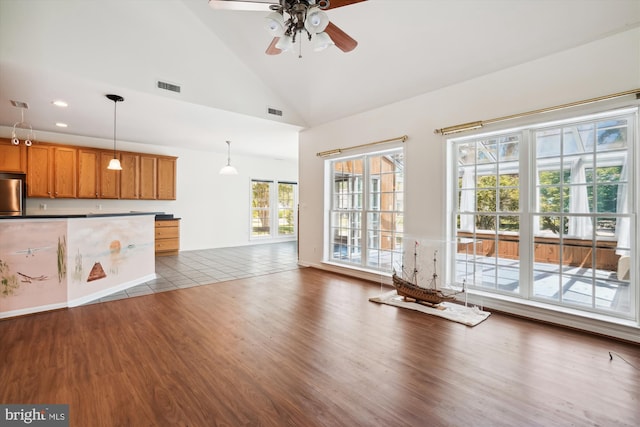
139,155,157,200
53,147,77,198
120,153,140,199
99,151,120,199
157,157,176,200
27,145,52,198
77,149,99,198
0,139,27,173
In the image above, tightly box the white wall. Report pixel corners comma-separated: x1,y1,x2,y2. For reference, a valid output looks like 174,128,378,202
298,29,640,341
0,0,304,126
1,128,298,251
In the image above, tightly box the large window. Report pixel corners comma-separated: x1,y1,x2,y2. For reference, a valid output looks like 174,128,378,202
450,108,636,319
251,180,297,238
328,148,404,272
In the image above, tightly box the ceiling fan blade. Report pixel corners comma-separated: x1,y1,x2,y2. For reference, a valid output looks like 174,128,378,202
208,0,276,12
325,21,358,52
324,0,367,10
265,37,283,55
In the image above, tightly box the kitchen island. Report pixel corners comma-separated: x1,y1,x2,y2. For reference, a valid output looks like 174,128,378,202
0,213,156,318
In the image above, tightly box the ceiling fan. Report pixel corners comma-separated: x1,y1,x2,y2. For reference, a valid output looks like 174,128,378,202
208,0,367,55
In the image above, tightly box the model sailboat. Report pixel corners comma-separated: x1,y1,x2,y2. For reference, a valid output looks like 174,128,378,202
392,242,463,305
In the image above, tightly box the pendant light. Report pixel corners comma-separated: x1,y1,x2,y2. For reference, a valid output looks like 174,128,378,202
219,140,238,175
10,102,35,146
106,94,124,170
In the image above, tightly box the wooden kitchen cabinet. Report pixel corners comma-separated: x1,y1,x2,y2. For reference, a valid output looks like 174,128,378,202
27,144,76,198
99,151,120,199
139,155,157,200
155,219,180,255
120,152,140,199
157,156,176,200
53,147,77,198
0,138,27,173
77,148,99,198
119,153,158,200
21,139,176,200
26,145,52,197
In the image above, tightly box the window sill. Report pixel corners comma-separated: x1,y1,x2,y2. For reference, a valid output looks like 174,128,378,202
317,260,392,284
465,290,640,343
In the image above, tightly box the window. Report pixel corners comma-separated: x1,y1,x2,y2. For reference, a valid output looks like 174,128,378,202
251,180,297,238
450,108,636,319
328,148,404,272
278,182,296,235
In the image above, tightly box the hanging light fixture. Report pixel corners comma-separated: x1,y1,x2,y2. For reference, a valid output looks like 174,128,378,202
209,0,363,55
219,140,238,175
9,100,35,146
106,94,124,171
266,0,333,54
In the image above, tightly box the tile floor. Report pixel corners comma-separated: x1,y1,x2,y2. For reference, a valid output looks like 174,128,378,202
93,241,299,304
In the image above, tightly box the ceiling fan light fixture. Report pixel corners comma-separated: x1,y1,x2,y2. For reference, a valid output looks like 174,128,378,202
313,31,334,51
264,12,285,36
275,34,294,52
305,9,329,33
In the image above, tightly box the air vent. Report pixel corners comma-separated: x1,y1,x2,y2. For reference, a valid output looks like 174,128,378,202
10,100,29,109
157,80,181,93
267,107,283,117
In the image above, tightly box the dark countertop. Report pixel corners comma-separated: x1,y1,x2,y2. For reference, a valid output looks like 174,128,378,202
0,212,162,220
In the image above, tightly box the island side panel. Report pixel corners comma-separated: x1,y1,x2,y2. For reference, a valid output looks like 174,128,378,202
0,219,68,317
67,215,155,305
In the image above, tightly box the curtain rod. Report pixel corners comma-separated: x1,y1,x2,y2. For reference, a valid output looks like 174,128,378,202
434,88,640,136
316,135,408,157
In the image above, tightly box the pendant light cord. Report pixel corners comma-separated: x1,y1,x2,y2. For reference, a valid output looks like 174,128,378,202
113,100,117,158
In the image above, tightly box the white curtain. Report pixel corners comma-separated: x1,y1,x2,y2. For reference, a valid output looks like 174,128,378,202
615,158,630,256
567,158,592,238
459,167,475,232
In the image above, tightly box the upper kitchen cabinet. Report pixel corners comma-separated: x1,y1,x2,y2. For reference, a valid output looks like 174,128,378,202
99,151,120,199
27,144,76,198
120,153,158,200
120,152,140,199
157,156,176,200
139,155,157,200
0,138,27,173
77,148,99,198
53,147,77,198
20,139,176,200
27,145,51,197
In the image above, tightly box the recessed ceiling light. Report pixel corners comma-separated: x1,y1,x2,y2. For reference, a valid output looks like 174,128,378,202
52,100,68,107
55,122,68,128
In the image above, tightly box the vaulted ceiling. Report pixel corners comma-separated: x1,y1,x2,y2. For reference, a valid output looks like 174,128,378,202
1,0,638,160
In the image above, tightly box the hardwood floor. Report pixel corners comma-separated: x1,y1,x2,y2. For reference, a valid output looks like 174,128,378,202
1,268,638,426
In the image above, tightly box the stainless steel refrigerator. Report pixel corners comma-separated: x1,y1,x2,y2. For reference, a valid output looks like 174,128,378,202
0,173,26,216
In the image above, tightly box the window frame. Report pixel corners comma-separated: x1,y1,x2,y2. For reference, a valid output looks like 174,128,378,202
250,179,298,240
325,147,405,273
447,107,637,321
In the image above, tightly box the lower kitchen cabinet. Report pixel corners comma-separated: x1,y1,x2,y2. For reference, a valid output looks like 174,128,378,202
155,218,180,256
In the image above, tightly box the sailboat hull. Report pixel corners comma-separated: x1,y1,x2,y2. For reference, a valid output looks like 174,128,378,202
392,273,457,305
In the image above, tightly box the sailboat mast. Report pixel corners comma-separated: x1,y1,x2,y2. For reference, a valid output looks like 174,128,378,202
412,241,418,283
432,250,438,290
